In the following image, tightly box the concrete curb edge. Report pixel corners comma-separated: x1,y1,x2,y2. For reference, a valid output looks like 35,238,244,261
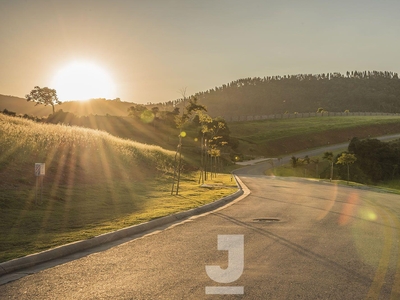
0,175,245,276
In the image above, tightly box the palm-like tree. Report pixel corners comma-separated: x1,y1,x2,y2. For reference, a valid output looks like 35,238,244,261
336,153,357,184
323,152,334,181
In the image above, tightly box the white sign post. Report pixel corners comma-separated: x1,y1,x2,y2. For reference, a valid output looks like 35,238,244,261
35,163,45,204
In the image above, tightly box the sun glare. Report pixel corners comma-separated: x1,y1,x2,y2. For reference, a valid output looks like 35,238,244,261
51,61,116,101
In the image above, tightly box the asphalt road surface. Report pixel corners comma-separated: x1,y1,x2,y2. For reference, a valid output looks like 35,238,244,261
1,137,400,299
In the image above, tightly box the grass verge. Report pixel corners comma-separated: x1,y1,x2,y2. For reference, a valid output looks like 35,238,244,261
0,172,237,263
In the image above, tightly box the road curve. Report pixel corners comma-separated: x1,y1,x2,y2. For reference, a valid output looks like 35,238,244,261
1,135,400,299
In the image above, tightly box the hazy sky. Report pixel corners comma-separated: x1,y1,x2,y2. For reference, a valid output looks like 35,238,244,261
1,0,400,103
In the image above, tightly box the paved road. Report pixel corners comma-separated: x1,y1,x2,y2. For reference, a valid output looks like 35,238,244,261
1,175,400,299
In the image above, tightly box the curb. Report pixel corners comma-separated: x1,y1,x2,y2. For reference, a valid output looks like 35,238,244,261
0,175,245,276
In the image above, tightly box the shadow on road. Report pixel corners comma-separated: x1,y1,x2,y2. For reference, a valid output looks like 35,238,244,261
211,211,372,285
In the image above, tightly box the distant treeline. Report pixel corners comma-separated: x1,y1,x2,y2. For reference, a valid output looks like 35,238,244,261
1,108,45,122
153,71,400,118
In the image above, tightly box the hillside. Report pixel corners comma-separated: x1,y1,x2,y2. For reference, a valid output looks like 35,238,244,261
0,95,134,117
56,98,133,116
0,113,176,189
0,94,53,117
44,110,183,151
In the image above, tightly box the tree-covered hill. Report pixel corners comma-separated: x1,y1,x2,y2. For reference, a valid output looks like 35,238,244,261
181,71,400,118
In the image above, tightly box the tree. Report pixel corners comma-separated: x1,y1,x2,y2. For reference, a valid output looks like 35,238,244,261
197,111,213,183
127,104,155,123
323,152,334,181
171,95,206,195
151,107,159,119
291,156,298,168
127,104,147,118
25,86,61,114
336,153,357,184
311,158,320,178
302,155,310,177
150,107,159,129
201,117,228,180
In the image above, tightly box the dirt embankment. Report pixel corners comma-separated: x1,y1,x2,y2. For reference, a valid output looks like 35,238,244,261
263,122,400,156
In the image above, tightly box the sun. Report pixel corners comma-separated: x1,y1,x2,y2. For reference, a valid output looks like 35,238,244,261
51,61,116,101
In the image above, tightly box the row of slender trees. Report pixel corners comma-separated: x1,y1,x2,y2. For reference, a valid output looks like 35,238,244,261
291,137,400,184
292,151,356,184
169,95,231,195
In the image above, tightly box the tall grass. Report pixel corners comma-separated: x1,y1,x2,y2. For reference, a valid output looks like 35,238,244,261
0,113,175,173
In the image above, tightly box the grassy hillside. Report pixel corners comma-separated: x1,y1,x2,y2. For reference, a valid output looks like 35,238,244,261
229,115,400,157
0,95,135,117
57,98,133,116
46,111,180,151
0,114,236,262
0,94,53,117
0,113,175,184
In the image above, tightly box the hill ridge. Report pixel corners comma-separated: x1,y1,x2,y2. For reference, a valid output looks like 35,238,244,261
2,70,400,118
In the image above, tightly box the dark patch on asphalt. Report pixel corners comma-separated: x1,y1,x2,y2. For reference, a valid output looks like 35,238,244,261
253,218,281,222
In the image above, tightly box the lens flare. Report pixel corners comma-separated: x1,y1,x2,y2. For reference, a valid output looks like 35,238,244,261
316,184,338,221
359,207,378,221
140,111,155,123
338,192,359,226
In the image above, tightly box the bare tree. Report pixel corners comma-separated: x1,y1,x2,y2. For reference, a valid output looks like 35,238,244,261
171,91,206,195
